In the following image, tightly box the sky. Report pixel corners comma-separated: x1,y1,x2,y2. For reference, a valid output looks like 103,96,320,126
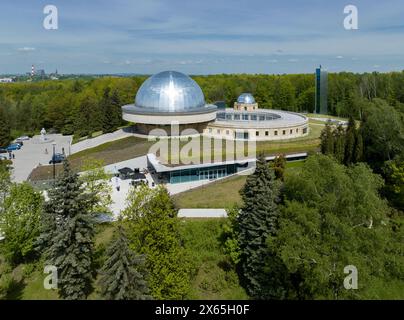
1,0,404,75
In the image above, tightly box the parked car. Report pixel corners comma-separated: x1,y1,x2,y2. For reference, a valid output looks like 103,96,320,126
49,153,66,164
14,140,23,146
0,148,7,154
6,143,21,151
0,154,8,161
16,136,30,141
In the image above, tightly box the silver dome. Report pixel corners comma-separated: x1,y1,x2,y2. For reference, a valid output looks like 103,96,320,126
237,93,256,104
135,71,207,113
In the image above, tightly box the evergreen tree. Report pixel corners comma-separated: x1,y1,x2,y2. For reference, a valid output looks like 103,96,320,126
237,155,281,299
41,161,96,300
100,87,114,133
333,125,345,163
110,89,122,130
353,130,364,163
0,106,11,147
98,224,150,300
343,116,356,165
320,121,334,155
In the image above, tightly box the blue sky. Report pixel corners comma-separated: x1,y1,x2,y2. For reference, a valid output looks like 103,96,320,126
1,0,404,74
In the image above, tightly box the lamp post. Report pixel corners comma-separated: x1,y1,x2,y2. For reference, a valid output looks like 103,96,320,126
52,143,56,180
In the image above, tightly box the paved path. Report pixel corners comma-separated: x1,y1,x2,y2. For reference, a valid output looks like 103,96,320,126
10,134,72,183
178,209,227,218
70,128,134,154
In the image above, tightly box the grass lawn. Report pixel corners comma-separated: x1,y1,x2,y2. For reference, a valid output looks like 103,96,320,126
173,161,305,209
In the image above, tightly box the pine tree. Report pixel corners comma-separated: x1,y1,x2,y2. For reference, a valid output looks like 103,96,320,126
333,125,345,163
353,130,364,163
41,161,96,300
237,155,281,299
0,106,11,147
320,121,334,155
110,89,122,130
101,87,114,133
344,116,356,165
98,224,150,300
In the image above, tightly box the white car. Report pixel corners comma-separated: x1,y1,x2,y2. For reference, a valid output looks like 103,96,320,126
0,154,8,161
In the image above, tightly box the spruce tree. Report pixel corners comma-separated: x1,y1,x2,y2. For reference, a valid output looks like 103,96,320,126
98,224,150,300
101,87,114,133
320,121,334,155
237,155,281,299
344,116,356,165
353,130,364,163
110,89,122,130
333,125,345,163
41,161,96,300
0,106,11,147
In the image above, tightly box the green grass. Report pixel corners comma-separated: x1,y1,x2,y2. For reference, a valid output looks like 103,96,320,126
180,218,248,300
173,161,305,209
306,113,348,121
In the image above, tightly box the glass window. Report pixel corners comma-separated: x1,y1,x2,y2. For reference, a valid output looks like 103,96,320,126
274,130,278,136
290,129,293,134
226,114,232,120
265,131,269,136
209,128,212,133
242,114,249,121
226,130,230,135
234,114,240,120
303,127,308,134
256,131,259,136
251,114,257,121
282,130,286,135
259,115,265,121
217,129,220,134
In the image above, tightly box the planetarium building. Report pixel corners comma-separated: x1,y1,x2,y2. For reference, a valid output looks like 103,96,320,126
122,71,309,141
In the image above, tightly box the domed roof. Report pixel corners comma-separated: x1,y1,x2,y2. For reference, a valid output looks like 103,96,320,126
135,71,206,113
237,93,256,104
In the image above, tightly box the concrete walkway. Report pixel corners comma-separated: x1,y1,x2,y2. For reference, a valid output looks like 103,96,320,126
10,134,72,183
178,209,227,218
70,128,134,154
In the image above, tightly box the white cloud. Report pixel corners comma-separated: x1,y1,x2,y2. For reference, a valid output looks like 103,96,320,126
17,47,35,52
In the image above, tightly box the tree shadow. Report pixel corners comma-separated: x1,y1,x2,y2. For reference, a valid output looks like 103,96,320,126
6,278,26,300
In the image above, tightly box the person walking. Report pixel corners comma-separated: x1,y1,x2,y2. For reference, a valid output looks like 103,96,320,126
113,175,121,192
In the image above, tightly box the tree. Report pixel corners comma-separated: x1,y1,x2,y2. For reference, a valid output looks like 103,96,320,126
41,161,96,300
237,155,281,299
333,125,346,163
343,116,356,165
383,159,404,211
222,206,241,265
266,155,401,299
80,158,112,214
122,185,190,299
271,154,286,181
353,130,364,163
0,183,43,265
0,106,11,147
361,99,404,166
98,224,150,300
320,121,334,155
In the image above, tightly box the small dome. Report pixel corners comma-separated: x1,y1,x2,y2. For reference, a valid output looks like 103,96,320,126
237,93,256,104
135,71,206,113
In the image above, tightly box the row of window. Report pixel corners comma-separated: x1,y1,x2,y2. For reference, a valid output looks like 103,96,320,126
216,112,280,122
208,127,308,137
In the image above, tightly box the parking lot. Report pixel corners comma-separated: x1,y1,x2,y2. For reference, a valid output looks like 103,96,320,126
9,134,72,182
